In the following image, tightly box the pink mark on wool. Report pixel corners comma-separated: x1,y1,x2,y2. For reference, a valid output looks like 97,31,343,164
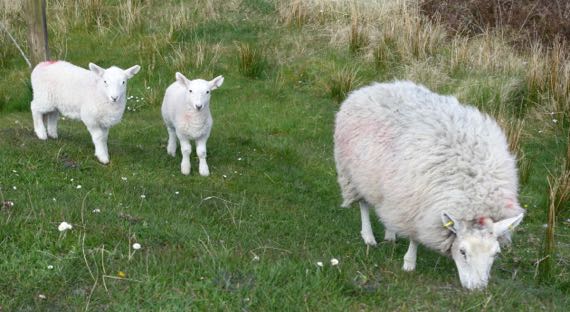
38,60,58,66
477,216,491,226
506,200,514,209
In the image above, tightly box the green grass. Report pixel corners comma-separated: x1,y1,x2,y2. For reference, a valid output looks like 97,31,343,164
1,0,569,310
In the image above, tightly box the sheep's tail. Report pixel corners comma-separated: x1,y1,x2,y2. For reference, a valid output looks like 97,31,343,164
0,21,32,68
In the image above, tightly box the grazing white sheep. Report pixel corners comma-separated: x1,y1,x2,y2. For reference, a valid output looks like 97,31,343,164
161,72,224,176
334,81,525,290
30,60,140,164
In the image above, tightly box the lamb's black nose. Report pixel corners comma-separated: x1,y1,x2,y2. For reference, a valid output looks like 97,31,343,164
111,96,118,102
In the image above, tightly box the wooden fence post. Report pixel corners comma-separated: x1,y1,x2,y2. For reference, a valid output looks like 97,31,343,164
26,0,50,67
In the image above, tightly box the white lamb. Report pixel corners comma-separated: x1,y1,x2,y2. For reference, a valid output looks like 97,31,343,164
30,60,140,164
334,81,525,290
161,72,224,176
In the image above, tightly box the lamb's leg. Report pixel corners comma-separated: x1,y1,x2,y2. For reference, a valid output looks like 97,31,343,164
384,230,396,242
359,201,377,246
31,107,48,140
179,136,192,175
196,138,209,177
402,240,418,271
46,111,60,139
87,125,110,164
166,126,177,157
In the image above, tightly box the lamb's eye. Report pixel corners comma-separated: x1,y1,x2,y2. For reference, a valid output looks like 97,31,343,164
122,81,125,85
459,249,467,257
189,90,193,93
206,90,210,94
104,80,107,84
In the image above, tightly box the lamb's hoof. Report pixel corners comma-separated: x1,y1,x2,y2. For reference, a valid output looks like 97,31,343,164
361,231,377,246
402,262,416,272
35,131,48,140
181,164,190,175
167,148,176,157
199,165,210,177
48,132,58,139
96,154,109,165
384,231,396,242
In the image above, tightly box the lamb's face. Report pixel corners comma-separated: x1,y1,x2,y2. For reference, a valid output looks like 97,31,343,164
442,212,524,290
89,63,141,103
175,72,224,111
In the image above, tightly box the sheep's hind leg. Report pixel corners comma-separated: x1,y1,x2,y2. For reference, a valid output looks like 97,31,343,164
359,201,377,246
196,138,209,177
402,240,418,271
46,111,60,139
31,106,48,140
179,136,192,175
166,126,177,157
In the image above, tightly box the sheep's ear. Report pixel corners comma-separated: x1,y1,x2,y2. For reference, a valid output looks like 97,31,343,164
209,75,224,90
89,63,105,77
175,72,190,87
441,212,461,234
124,65,141,79
493,213,524,237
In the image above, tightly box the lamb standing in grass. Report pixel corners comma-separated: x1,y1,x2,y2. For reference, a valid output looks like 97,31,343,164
30,60,140,164
334,81,525,290
161,72,224,176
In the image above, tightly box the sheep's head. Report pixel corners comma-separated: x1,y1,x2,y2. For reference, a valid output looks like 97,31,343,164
89,63,141,103
175,72,224,111
442,212,524,290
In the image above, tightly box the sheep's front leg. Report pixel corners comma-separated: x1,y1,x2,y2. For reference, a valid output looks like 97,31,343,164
359,201,377,246
196,138,209,177
178,136,192,175
31,109,48,140
87,126,110,164
403,240,418,271
46,111,60,139
166,126,177,157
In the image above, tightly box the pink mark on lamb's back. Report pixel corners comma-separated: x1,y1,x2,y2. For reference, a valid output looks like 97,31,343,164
38,60,58,66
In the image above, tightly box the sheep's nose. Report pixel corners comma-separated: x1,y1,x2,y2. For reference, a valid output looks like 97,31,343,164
111,96,118,102
196,105,203,110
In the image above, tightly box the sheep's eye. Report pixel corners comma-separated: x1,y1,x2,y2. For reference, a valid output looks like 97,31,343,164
459,249,467,257
104,80,107,84
122,81,125,85
206,90,210,94
189,90,193,93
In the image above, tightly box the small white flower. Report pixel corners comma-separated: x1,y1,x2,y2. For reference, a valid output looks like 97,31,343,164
12,169,17,173
38,294,47,299
146,86,151,90
316,261,323,267
238,157,242,161
253,255,260,261
70,178,74,182
132,243,141,250
330,258,339,266
121,177,128,181
76,185,82,189
140,194,146,199
108,192,113,196
52,197,56,201
58,221,73,232
175,191,179,195
223,175,228,178
47,265,54,270
92,208,101,213
12,186,17,190
553,119,558,123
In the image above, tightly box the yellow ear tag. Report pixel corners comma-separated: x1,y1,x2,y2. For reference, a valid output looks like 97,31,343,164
444,221,454,229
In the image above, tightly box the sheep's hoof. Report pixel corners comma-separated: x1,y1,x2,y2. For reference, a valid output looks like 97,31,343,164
361,231,377,246
199,165,210,177
181,164,191,175
96,154,109,164
384,231,396,242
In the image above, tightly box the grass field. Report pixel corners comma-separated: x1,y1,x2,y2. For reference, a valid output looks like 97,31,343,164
1,0,569,310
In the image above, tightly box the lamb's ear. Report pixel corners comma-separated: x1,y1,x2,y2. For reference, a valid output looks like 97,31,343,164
493,213,524,237
209,75,224,90
441,212,461,234
124,65,141,79
89,63,105,77
175,72,190,87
